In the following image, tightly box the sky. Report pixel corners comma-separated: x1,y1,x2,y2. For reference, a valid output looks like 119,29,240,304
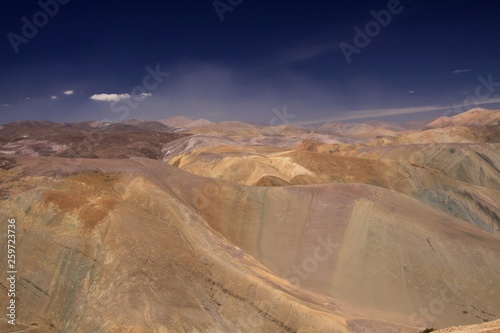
0,0,499,125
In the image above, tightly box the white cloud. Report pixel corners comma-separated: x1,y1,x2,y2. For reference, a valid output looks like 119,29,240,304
137,92,152,99
63,90,74,95
1,104,10,107
452,69,471,74
89,92,152,102
89,93,131,102
51,96,58,100
408,90,415,94
25,97,30,100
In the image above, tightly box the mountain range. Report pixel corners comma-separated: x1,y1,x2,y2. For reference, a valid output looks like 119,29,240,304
0,108,499,332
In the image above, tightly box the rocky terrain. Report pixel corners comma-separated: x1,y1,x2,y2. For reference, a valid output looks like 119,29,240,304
435,319,500,332
0,120,185,160
0,108,499,332
427,108,500,128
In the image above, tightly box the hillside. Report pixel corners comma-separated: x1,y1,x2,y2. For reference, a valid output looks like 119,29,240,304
0,110,499,332
427,108,500,128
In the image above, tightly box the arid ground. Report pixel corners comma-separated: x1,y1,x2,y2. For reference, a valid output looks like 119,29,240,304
1,108,499,332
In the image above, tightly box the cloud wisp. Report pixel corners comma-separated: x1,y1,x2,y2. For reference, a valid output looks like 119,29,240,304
452,69,471,74
295,96,500,124
89,93,152,102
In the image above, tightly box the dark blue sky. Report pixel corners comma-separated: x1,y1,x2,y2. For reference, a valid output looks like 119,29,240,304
1,0,499,125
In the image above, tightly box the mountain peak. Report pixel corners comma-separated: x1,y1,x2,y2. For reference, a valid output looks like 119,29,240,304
158,116,194,128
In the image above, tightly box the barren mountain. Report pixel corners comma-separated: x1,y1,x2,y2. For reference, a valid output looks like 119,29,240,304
317,121,397,138
161,135,243,160
0,121,186,159
166,142,500,235
435,319,500,332
1,110,499,332
1,157,499,333
184,118,215,128
427,108,500,128
158,115,195,128
159,117,216,129
366,119,430,131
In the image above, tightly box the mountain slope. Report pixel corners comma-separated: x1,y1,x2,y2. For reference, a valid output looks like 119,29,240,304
1,157,499,332
427,108,500,128
167,143,500,235
158,115,194,128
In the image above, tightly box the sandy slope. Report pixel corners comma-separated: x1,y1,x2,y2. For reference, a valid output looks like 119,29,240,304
0,158,350,332
158,115,194,127
166,143,500,235
317,121,397,138
0,110,499,332
427,109,500,128
1,157,499,332
435,319,500,332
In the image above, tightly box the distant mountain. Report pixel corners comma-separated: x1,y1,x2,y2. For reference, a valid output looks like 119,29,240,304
161,134,241,161
130,121,175,133
366,119,429,131
317,121,396,138
121,119,146,126
158,116,194,128
0,120,186,159
187,121,263,136
97,123,141,132
427,108,500,128
184,118,214,128
1,110,500,332
82,120,175,133
204,121,259,130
